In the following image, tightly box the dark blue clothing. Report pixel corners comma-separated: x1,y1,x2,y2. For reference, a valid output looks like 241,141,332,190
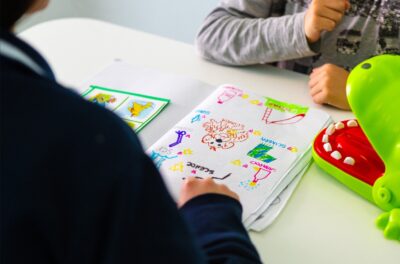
0,32,261,264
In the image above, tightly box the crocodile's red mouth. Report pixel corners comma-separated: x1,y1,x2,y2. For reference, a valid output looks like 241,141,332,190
313,120,385,186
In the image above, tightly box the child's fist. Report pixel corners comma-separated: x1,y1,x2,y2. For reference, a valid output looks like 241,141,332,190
308,64,351,110
178,177,239,207
305,0,350,43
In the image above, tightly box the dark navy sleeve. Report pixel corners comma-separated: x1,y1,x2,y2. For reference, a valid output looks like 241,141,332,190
61,104,209,264
1,76,262,263
180,194,262,264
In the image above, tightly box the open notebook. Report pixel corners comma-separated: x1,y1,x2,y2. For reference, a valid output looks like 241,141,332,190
147,84,332,230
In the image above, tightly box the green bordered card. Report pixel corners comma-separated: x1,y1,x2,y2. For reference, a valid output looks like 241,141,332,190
82,85,170,132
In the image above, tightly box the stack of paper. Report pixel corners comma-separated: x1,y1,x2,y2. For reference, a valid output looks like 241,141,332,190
148,84,332,231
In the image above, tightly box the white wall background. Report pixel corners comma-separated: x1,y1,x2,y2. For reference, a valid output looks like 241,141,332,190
17,0,218,44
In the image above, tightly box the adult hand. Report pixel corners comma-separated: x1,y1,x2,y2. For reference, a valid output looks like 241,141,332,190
178,177,239,207
304,0,350,43
309,64,351,110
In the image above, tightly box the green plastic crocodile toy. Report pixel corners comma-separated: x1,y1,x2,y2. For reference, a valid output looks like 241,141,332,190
312,54,400,241
347,54,400,241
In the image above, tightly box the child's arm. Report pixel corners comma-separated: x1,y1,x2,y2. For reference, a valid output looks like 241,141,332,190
179,178,262,263
196,0,348,66
308,64,350,110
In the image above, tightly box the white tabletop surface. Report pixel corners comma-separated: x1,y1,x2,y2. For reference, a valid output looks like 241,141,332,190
19,18,399,263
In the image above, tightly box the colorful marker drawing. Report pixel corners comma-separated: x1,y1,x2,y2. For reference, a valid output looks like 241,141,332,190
182,148,193,155
89,93,116,107
170,162,184,172
262,98,309,125
150,147,178,169
231,160,242,166
247,144,277,163
287,146,298,153
250,167,272,187
239,167,272,190
191,114,202,123
261,137,286,149
169,130,187,147
239,179,260,190
202,119,249,151
191,110,211,123
217,86,244,104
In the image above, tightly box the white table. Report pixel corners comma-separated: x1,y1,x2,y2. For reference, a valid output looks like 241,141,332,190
20,18,399,264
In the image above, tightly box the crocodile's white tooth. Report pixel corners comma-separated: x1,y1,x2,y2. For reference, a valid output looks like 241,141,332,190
335,122,345,130
347,120,358,127
331,151,342,160
344,157,355,166
326,124,336,136
323,143,332,152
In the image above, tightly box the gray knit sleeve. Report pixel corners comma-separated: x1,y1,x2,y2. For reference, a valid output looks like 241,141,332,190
195,0,318,65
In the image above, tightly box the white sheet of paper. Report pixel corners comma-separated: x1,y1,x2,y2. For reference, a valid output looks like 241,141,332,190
249,160,312,231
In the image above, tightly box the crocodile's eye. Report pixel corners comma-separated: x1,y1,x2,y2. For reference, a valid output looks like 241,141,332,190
361,63,371,69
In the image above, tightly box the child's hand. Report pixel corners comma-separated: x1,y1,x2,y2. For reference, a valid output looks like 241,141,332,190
305,0,350,43
308,64,351,110
178,177,239,207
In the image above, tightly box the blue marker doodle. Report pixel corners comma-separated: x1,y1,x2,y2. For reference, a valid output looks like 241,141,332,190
169,130,187,147
150,149,177,169
196,110,211,115
191,114,201,123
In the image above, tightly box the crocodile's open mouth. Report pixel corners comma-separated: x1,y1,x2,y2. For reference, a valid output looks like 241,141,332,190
313,119,385,186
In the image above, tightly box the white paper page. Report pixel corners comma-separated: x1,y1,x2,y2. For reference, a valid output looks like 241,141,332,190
149,85,331,220
80,60,215,148
243,118,332,227
249,161,311,231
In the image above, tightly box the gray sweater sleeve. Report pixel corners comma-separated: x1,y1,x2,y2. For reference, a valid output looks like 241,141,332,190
196,0,318,65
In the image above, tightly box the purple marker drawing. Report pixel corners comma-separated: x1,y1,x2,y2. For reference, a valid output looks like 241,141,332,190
169,130,187,147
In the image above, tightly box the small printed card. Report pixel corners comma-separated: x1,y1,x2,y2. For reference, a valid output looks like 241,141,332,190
83,85,170,132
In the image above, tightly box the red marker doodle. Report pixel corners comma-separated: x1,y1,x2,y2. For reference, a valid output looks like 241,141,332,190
249,167,272,187
217,87,243,104
262,108,305,125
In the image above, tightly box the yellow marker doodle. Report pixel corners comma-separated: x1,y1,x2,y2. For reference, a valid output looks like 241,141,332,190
183,148,193,155
253,130,262,136
169,162,184,172
231,160,242,166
